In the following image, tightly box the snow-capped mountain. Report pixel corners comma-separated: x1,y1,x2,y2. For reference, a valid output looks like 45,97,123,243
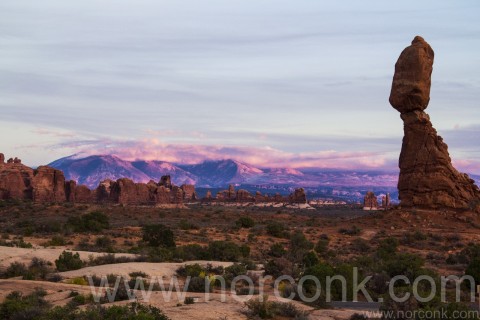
178,159,264,187
48,154,402,190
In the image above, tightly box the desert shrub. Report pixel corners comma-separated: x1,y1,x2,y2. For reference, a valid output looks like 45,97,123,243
142,224,176,248
236,216,255,229
174,244,210,261
338,225,361,236
184,297,195,305
268,243,286,258
208,241,249,261
351,238,371,252
186,276,209,292
383,253,425,282
224,263,247,282
28,257,53,280
376,237,399,259
176,264,205,278
55,251,84,272
46,273,63,282
146,247,173,262
87,253,139,266
265,221,288,238
465,257,480,289
244,296,309,319
178,220,199,230
44,302,171,320
0,238,33,248
67,211,110,232
0,289,49,320
314,238,330,255
303,251,320,268
129,271,148,279
2,262,29,279
95,236,114,251
47,235,66,246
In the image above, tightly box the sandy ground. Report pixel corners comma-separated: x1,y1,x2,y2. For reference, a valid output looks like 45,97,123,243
0,246,138,268
0,279,360,320
59,261,234,279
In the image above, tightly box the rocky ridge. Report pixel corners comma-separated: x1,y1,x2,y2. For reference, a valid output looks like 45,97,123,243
0,154,307,205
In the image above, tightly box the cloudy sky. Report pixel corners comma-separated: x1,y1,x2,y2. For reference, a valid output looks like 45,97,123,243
1,0,479,172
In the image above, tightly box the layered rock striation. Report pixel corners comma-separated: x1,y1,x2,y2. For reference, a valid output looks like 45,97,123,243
390,36,480,208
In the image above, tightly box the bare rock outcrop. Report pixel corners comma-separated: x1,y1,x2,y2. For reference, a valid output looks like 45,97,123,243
32,166,66,203
390,36,480,208
236,189,253,202
181,184,197,201
363,191,378,209
0,153,193,206
289,188,307,204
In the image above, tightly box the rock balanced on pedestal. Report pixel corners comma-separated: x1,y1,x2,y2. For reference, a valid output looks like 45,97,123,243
389,36,480,209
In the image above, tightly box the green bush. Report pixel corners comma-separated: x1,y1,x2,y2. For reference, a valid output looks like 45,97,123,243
265,221,288,238
208,241,249,261
269,243,286,257
465,257,480,289
55,251,83,272
244,296,309,319
0,289,49,320
236,216,255,229
66,211,110,233
142,224,176,248
174,244,210,261
184,297,195,305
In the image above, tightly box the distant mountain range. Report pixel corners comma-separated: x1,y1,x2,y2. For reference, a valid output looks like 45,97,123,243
48,154,480,203
48,154,404,189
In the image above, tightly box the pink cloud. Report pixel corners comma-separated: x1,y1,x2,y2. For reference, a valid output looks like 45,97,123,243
54,137,397,170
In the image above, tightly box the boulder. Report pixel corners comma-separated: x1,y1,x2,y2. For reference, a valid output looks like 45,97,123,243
390,36,480,208
0,153,4,164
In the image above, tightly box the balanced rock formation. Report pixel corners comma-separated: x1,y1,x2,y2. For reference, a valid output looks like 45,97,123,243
390,36,480,208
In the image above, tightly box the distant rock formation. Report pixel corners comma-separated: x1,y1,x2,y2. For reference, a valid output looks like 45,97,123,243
289,188,307,204
363,191,378,210
0,155,195,206
32,166,66,203
390,36,480,209
181,184,197,201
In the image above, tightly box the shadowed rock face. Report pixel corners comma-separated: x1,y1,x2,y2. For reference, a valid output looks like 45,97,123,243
390,36,480,209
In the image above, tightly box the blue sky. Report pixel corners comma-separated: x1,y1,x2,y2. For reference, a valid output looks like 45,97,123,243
1,0,479,172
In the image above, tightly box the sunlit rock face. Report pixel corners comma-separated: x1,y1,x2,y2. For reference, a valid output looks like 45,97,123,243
390,36,480,209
